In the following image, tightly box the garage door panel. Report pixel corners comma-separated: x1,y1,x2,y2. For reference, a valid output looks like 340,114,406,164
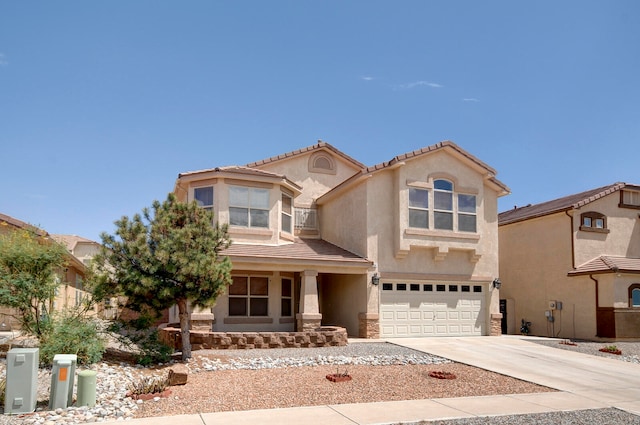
380,284,485,337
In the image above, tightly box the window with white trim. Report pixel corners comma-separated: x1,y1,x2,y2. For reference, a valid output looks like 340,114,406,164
281,193,293,234
434,180,454,230
409,188,429,228
194,186,214,213
407,179,477,233
229,186,269,228
229,276,269,316
458,193,477,232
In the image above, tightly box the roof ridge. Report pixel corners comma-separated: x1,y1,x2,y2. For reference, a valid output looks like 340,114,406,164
499,182,628,225
246,140,366,169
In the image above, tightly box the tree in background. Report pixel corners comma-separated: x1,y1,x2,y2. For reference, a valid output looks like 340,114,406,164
0,228,69,338
94,193,232,360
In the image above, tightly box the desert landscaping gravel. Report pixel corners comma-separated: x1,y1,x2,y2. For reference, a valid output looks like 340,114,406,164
1,339,639,424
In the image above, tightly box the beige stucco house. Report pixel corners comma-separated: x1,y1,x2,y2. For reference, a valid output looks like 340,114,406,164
498,183,640,339
0,214,96,328
173,141,509,338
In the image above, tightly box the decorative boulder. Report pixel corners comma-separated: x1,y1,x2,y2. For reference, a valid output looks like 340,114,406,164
167,364,189,386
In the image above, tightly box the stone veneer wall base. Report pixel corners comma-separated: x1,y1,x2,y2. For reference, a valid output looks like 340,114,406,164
159,326,348,350
490,313,503,336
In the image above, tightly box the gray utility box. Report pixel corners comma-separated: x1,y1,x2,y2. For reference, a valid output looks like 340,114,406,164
5,348,39,414
49,354,77,410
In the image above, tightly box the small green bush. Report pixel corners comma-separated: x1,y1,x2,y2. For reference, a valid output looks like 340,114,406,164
39,313,106,365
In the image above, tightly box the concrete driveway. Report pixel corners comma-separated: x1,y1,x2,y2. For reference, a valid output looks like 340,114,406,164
389,335,640,415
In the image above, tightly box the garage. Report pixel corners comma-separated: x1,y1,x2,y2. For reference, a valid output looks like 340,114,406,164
380,281,486,337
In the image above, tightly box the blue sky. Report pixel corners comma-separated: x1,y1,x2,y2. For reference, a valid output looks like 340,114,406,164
1,1,638,242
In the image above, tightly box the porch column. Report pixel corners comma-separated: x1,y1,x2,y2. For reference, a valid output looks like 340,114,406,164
296,270,322,331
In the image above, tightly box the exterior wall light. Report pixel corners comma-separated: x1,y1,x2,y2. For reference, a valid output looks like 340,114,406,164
371,273,380,285
492,278,502,289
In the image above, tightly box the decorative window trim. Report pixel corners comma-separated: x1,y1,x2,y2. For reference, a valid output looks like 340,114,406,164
308,152,337,175
628,284,640,308
579,211,610,233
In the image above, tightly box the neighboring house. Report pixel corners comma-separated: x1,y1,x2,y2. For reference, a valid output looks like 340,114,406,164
52,234,117,318
498,183,640,339
0,214,93,327
172,141,509,338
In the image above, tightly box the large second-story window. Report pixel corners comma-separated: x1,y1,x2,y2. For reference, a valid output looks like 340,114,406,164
408,179,477,233
409,188,429,228
281,193,293,234
434,180,453,230
229,186,269,228
194,186,214,213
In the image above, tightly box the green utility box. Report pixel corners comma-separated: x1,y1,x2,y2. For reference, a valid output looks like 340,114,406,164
5,348,39,414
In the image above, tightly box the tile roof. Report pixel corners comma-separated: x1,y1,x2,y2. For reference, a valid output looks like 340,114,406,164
179,165,286,179
318,141,510,203
246,140,366,170
498,182,628,226
222,238,372,268
0,212,48,236
51,234,99,251
568,256,640,276
365,140,498,176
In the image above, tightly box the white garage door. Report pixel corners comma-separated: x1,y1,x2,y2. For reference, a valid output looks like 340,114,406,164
380,282,486,337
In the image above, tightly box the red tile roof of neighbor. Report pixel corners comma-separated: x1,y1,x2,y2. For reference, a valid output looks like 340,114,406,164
0,212,48,236
498,182,629,226
569,256,640,276
223,238,372,267
51,234,99,250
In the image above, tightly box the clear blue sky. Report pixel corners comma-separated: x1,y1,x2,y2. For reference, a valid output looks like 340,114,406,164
1,1,638,242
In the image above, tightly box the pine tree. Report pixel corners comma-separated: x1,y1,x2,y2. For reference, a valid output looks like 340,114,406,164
95,193,232,360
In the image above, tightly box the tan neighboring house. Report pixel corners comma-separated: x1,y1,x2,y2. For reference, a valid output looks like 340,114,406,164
0,214,94,328
173,141,509,338
498,183,640,339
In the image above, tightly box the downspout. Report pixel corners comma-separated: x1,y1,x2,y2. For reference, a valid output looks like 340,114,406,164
590,274,599,308
565,210,576,270
590,274,600,338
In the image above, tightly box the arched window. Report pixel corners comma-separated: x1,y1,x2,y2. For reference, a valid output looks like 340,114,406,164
629,284,640,308
407,178,476,233
308,152,336,174
580,211,609,233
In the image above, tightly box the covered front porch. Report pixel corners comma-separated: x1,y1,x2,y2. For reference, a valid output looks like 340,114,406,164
172,238,375,337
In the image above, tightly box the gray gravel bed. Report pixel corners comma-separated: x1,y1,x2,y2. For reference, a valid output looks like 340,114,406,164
404,408,640,424
194,342,452,371
530,338,640,363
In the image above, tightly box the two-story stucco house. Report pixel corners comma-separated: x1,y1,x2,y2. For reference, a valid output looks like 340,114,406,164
173,141,509,338
498,183,640,339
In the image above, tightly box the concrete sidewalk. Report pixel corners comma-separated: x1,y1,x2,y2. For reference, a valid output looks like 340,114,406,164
103,336,640,425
